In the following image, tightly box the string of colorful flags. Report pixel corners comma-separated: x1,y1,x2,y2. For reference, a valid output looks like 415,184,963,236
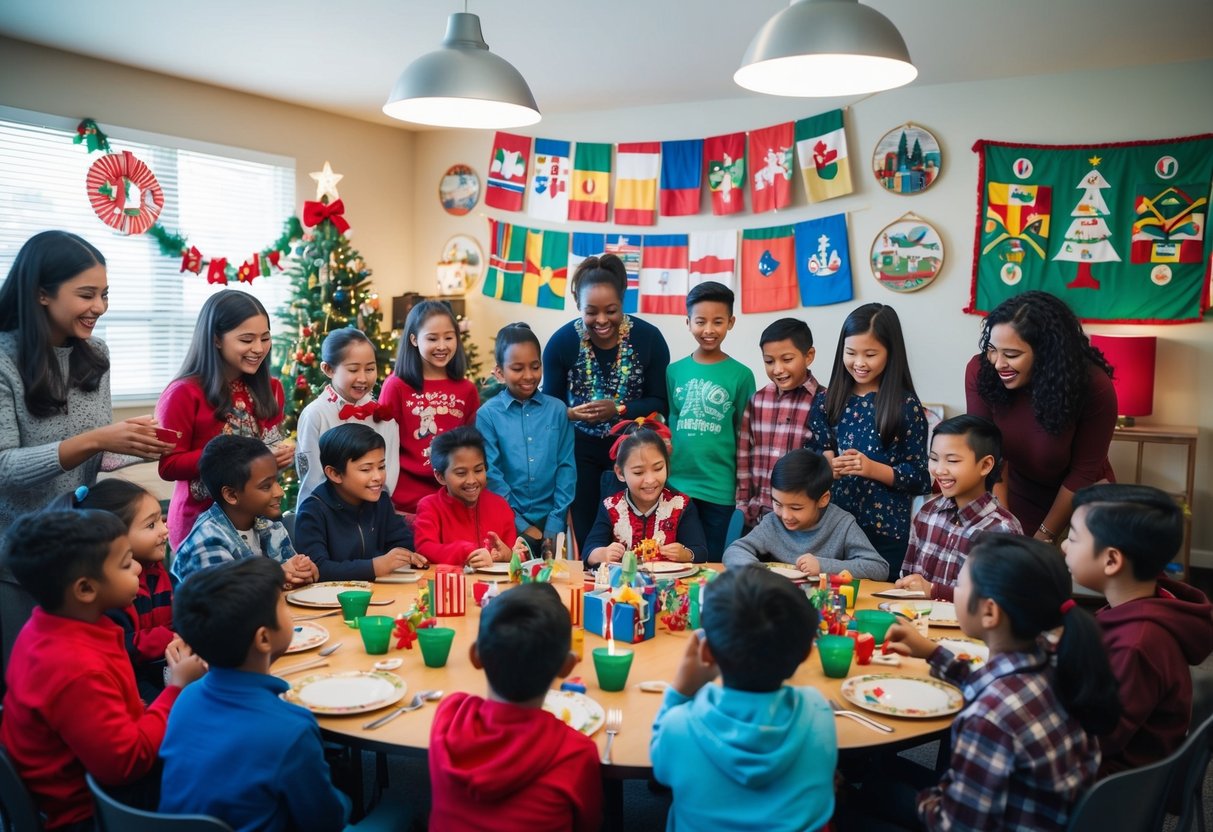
481,213,854,316
486,108,853,224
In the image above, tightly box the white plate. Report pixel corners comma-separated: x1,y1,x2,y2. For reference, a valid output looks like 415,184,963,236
767,564,808,581
286,621,330,654
640,563,699,580
377,572,421,584
286,581,374,608
871,588,928,599
878,600,960,628
543,690,606,736
841,674,963,719
933,638,989,666
475,563,511,575
282,671,407,715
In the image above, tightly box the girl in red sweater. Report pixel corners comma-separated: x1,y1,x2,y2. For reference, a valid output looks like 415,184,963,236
380,301,479,514
156,292,287,547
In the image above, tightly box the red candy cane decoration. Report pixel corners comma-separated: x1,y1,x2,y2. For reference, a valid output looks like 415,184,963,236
85,150,164,235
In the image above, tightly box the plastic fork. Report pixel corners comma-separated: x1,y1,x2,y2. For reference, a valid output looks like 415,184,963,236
828,698,894,733
601,709,623,765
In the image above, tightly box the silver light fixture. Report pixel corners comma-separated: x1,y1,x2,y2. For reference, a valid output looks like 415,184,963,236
735,0,917,98
383,10,540,129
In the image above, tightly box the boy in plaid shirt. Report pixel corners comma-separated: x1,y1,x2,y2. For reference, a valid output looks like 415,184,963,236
896,415,1021,601
735,318,823,530
172,435,317,585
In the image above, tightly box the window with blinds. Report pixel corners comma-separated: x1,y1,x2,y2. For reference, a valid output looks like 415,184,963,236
0,109,296,403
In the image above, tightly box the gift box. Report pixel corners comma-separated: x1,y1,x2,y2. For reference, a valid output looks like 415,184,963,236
430,566,466,617
583,587,656,644
568,586,583,626
607,563,654,588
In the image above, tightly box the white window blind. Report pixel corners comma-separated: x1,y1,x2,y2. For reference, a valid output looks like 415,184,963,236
0,110,296,403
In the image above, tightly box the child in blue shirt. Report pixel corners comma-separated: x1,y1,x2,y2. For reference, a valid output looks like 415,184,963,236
159,557,350,832
650,565,836,831
476,323,576,556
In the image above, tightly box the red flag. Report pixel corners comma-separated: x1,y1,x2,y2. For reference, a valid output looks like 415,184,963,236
486,132,532,212
705,132,747,216
749,122,794,214
740,226,798,313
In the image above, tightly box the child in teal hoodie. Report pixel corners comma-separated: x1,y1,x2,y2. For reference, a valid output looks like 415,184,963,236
650,565,837,831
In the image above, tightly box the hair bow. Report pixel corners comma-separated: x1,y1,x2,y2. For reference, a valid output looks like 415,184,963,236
338,401,392,422
73,485,89,505
607,413,672,461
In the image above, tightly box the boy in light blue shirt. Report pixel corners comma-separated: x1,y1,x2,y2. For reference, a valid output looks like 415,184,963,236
651,565,836,832
476,323,575,556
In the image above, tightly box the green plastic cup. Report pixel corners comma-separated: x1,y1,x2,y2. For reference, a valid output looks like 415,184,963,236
592,646,634,692
817,634,855,678
854,610,898,643
338,590,373,627
416,627,456,668
357,615,395,654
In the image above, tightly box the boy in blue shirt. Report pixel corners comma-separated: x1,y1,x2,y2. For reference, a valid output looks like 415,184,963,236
651,565,836,831
476,322,576,557
159,557,351,832
666,281,756,560
294,423,426,581
171,434,317,584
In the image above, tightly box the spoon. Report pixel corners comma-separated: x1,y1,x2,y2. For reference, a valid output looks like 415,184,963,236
318,642,343,657
362,689,443,730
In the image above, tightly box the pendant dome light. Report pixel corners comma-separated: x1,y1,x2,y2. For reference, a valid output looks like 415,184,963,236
383,10,540,129
735,0,917,98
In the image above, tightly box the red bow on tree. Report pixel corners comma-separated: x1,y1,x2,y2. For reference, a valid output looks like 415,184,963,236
608,413,673,460
206,258,228,285
338,402,392,422
303,199,350,234
180,246,203,274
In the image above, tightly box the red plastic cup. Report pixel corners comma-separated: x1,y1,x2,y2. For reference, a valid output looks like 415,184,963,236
472,580,491,605
847,630,876,665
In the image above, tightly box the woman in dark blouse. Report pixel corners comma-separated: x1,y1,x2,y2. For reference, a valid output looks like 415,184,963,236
966,291,1117,542
541,254,669,554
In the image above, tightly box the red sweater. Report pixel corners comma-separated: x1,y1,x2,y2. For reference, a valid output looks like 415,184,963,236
105,560,175,664
414,487,518,566
156,376,285,547
379,375,479,514
0,609,180,829
429,693,602,832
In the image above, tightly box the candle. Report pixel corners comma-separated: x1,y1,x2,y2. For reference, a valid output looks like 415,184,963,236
839,584,856,610
607,637,616,656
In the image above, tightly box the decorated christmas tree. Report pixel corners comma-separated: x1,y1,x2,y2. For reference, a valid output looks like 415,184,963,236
1053,155,1120,289
276,163,395,508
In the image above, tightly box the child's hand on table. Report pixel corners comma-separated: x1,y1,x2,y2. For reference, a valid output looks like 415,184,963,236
895,574,934,596
373,548,415,576
659,542,693,563
165,638,207,687
795,553,821,575
672,629,719,698
466,548,494,570
282,554,317,586
883,621,937,660
588,542,626,565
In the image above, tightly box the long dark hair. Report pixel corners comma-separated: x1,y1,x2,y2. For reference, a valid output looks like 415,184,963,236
975,291,1113,436
174,290,279,421
823,303,918,445
393,300,467,392
0,231,110,417
965,534,1121,735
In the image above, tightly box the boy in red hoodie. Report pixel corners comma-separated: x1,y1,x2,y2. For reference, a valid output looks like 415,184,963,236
1,509,206,830
429,582,602,831
1064,483,1213,775
414,425,530,568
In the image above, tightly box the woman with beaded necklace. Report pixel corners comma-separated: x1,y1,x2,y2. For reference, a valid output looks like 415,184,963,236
542,254,670,554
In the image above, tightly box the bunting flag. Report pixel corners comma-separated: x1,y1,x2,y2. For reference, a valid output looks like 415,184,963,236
486,132,532,211
523,227,571,309
483,218,527,302
705,132,747,215
688,230,738,290
615,142,661,226
795,109,853,203
794,213,853,306
749,122,794,214
568,232,605,303
740,226,798,313
527,138,571,222
660,139,703,216
605,233,642,313
639,235,689,315
569,142,612,222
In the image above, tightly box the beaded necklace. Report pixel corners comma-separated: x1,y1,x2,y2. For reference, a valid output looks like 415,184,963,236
574,315,634,404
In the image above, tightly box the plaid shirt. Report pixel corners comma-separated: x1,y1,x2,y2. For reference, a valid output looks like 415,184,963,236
735,373,822,526
900,493,1022,601
918,647,1100,832
171,504,296,582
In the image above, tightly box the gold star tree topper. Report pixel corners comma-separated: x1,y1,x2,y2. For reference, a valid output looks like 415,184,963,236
309,161,344,202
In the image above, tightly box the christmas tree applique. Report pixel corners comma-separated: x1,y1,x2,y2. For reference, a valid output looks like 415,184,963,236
1053,155,1121,289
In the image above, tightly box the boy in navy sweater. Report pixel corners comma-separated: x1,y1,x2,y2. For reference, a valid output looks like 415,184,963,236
295,423,425,581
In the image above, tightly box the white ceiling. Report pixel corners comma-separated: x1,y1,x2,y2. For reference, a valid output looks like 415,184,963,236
2,0,1211,128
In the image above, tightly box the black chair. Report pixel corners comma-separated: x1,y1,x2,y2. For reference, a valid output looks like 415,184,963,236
0,746,41,832
1169,705,1213,832
86,774,233,832
1065,747,1174,832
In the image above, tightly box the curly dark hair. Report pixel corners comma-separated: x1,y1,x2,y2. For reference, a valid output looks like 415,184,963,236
975,291,1112,436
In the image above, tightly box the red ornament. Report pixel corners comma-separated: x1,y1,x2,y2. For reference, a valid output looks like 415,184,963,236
302,352,316,366
267,250,284,271
85,150,164,235
180,246,203,274
302,326,312,337
206,258,228,285
295,375,309,390
237,255,259,283
295,350,306,361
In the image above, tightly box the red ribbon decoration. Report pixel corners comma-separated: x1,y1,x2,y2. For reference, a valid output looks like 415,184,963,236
267,250,283,270
206,257,228,285
303,199,350,233
608,413,672,461
338,402,392,422
180,246,203,274
237,254,259,283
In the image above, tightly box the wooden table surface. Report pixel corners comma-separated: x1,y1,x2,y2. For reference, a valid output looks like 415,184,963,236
273,567,957,777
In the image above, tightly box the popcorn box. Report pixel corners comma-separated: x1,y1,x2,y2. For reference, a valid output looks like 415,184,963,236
583,587,656,644
568,586,583,626
430,566,466,617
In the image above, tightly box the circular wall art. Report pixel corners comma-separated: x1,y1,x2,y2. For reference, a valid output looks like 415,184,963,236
438,164,480,216
86,149,164,235
872,123,942,195
869,213,944,293
436,234,484,296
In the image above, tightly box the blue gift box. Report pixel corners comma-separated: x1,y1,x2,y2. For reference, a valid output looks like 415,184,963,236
583,587,656,644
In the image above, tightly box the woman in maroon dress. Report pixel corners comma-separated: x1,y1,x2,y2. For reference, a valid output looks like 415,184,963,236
965,291,1117,543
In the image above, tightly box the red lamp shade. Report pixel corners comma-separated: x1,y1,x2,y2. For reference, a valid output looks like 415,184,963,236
1090,334,1156,418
